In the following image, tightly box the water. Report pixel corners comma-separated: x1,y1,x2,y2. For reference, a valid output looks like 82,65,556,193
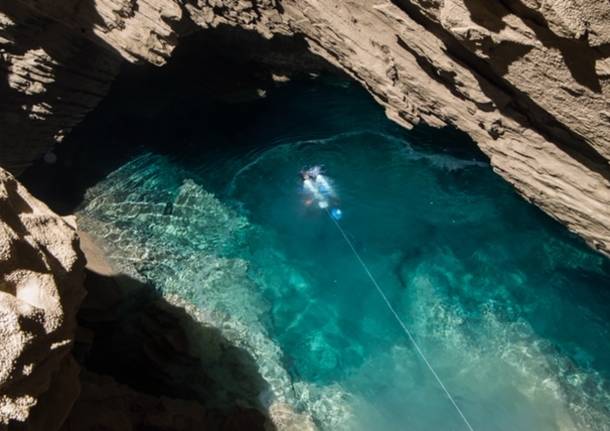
77,78,610,430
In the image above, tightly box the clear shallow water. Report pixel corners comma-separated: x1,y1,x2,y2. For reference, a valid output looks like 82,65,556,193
77,79,610,430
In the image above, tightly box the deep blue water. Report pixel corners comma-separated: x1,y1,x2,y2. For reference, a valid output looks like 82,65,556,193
78,78,610,430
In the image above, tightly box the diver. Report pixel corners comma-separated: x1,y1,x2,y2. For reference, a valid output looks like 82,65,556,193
300,166,342,219
301,165,330,208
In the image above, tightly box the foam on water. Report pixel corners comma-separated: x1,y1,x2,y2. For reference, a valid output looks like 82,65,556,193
77,80,610,431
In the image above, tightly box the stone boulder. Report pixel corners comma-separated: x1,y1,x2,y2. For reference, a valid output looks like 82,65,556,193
0,168,85,430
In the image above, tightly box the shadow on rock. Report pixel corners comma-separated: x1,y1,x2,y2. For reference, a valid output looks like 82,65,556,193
462,0,608,94
72,268,275,431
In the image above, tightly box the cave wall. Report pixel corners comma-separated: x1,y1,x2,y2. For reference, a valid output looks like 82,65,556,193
0,167,85,429
0,0,609,254
1,1,610,429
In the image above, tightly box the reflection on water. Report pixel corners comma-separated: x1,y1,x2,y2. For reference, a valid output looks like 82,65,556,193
78,79,610,431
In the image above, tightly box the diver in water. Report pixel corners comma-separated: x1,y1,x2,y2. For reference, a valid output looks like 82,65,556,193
300,166,342,219
301,167,327,208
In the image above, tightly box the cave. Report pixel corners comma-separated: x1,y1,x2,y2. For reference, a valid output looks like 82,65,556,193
14,26,610,431
2,2,610,431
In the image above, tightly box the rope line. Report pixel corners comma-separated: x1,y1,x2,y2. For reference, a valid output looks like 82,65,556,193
326,210,475,431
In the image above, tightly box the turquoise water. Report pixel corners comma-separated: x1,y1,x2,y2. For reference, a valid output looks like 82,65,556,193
78,79,610,430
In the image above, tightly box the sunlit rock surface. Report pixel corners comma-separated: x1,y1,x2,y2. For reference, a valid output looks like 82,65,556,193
1,0,609,255
0,168,85,429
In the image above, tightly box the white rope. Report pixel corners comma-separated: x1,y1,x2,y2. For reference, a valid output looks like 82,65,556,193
327,210,475,431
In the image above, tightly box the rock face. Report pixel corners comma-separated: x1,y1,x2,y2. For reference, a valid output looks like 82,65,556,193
1,0,609,255
0,0,123,173
279,0,610,255
0,167,272,430
0,167,85,429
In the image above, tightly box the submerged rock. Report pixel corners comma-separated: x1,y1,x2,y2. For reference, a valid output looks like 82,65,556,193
76,153,353,428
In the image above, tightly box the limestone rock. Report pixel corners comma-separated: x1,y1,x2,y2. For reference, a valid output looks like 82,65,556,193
0,0,609,256
185,0,288,38
0,168,85,429
14,0,183,65
0,0,122,173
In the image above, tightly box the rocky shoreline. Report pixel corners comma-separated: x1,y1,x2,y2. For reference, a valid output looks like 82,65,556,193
75,225,316,431
72,157,352,430
71,230,277,431
0,170,279,429
0,168,84,430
